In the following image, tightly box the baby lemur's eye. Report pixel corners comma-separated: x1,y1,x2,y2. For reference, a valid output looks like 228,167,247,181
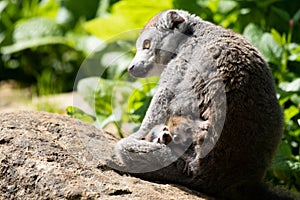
143,39,151,49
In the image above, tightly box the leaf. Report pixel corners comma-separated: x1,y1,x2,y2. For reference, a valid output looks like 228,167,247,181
259,32,282,64
37,0,60,18
1,17,70,54
78,77,139,127
0,1,8,13
271,28,282,46
284,105,299,124
279,78,300,92
288,43,300,61
289,128,300,137
66,106,96,124
293,7,300,22
83,0,173,40
291,94,300,105
218,0,237,14
13,17,63,42
276,142,292,159
127,78,158,123
288,53,300,61
243,23,264,49
1,37,71,54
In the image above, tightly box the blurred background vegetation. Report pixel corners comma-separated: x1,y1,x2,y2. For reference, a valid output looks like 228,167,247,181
0,0,299,193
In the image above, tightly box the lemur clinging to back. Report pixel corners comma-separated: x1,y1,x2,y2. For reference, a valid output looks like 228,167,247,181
114,10,294,200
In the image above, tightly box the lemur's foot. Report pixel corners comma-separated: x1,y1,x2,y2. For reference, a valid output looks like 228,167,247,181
177,155,193,177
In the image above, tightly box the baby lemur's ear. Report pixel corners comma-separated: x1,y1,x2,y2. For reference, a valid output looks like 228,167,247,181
166,11,185,30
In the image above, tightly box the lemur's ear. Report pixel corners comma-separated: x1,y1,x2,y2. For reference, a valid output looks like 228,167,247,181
167,11,185,29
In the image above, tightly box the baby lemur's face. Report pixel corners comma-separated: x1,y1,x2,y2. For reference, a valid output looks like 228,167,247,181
144,116,194,146
168,116,194,145
128,11,188,78
145,116,209,147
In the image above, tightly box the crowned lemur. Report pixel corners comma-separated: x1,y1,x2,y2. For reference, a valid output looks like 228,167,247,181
114,10,294,200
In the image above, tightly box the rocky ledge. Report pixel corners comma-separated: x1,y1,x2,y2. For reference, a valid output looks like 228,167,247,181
0,111,208,199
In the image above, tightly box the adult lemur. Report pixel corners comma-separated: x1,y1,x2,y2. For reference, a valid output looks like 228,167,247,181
114,10,294,200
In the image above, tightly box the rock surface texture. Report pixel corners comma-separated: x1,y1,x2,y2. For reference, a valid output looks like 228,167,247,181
0,111,208,199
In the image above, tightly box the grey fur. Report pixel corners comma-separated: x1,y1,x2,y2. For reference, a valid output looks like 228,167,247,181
114,10,294,200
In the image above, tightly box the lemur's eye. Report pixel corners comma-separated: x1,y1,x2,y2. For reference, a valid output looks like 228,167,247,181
143,39,151,49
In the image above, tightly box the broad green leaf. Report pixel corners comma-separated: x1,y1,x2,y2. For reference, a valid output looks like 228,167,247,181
279,78,300,92
276,142,292,159
1,17,69,54
291,94,300,105
243,23,264,49
84,0,173,40
1,37,71,54
259,33,282,64
13,17,63,42
218,0,237,14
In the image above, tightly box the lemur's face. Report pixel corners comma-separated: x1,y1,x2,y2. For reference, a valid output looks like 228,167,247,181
128,10,188,78
128,28,169,78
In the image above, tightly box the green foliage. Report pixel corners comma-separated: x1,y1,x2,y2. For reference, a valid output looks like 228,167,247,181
84,0,173,40
75,76,157,137
0,0,101,95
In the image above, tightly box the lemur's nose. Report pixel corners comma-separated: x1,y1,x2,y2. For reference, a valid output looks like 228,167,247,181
128,65,135,72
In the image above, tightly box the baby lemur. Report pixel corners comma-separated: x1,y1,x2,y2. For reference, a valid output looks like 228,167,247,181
114,10,294,200
144,116,208,175
144,116,208,146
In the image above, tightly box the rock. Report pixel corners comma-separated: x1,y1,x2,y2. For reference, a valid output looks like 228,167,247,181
0,111,208,199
